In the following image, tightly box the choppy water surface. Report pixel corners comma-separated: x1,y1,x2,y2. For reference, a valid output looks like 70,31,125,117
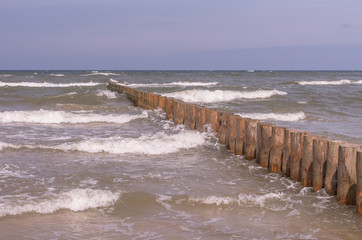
0,71,361,239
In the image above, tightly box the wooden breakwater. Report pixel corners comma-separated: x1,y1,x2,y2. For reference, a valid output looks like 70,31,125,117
107,82,362,214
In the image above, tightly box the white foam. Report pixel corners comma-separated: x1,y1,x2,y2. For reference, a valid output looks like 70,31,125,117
0,164,33,179
237,111,306,122
0,81,102,88
297,79,362,85
0,110,145,124
124,81,219,88
0,189,121,217
55,130,206,155
96,89,118,99
163,89,287,103
189,192,285,208
82,71,120,76
50,74,65,77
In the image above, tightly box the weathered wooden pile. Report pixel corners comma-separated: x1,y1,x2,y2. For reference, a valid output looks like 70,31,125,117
108,82,362,214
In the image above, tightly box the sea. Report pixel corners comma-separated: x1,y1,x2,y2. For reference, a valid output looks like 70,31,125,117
0,70,361,239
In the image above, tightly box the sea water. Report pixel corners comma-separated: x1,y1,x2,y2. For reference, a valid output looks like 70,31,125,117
0,71,361,239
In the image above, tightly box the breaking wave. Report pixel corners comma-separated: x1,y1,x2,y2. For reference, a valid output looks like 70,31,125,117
237,111,306,122
0,81,102,88
297,79,362,85
124,81,219,88
53,131,206,155
82,71,120,76
162,89,287,103
0,110,145,124
0,189,121,217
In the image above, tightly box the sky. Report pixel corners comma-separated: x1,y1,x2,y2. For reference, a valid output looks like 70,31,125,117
1,0,362,70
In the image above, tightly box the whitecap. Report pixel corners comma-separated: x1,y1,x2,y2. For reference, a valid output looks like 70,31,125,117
96,89,118,99
237,111,306,122
188,192,285,208
0,81,102,88
0,189,121,217
53,130,206,155
163,89,287,103
0,110,145,124
50,74,65,77
124,81,219,88
82,71,120,76
297,79,362,85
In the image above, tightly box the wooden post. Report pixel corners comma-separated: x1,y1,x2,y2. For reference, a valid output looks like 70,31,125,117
142,92,149,109
217,112,228,144
200,107,207,132
301,135,318,187
137,91,144,108
173,101,185,125
290,131,307,181
165,97,174,120
313,138,328,192
257,122,275,168
153,94,160,109
196,106,204,132
269,126,285,172
189,104,196,130
235,117,245,156
282,129,292,177
337,144,358,205
209,109,219,133
159,96,166,112
244,119,259,160
227,114,237,153
324,141,343,195
357,150,362,214
148,93,154,110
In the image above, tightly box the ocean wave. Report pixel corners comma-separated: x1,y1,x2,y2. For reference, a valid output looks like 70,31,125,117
0,110,145,124
168,192,285,208
50,74,65,77
297,79,362,85
0,189,121,217
123,81,219,88
0,163,34,179
0,81,102,88
54,130,206,155
162,89,287,103
237,111,306,122
96,89,118,99
82,71,120,76
3,130,206,155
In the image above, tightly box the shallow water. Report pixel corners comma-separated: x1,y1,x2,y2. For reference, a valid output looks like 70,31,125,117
0,71,361,239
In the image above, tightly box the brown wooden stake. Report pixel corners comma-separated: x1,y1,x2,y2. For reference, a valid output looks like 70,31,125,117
257,122,275,168
159,96,166,112
324,141,343,195
209,109,219,133
148,93,154,109
337,144,359,205
153,94,160,109
165,97,174,120
196,106,203,132
290,130,307,181
301,135,318,187
244,119,260,160
313,138,328,192
282,128,291,177
357,150,362,214
137,91,144,108
227,114,237,153
235,117,245,156
269,126,285,172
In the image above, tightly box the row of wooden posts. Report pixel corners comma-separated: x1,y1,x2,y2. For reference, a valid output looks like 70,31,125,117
108,82,362,214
